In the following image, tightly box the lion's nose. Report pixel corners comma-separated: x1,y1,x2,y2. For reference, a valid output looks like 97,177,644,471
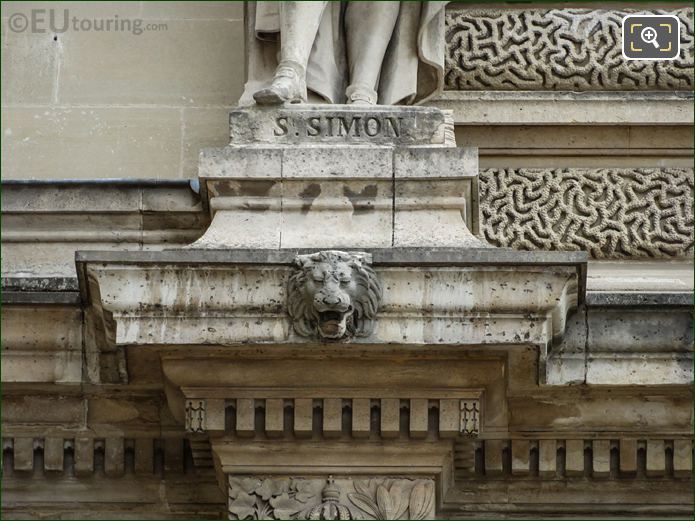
322,294,341,305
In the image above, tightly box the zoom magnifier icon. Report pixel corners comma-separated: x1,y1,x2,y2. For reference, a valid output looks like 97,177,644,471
622,15,680,60
640,27,660,48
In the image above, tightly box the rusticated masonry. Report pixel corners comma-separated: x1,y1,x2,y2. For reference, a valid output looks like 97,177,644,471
445,8,694,91
479,168,694,259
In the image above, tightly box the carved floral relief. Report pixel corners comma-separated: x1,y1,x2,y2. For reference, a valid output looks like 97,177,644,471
227,477,435,520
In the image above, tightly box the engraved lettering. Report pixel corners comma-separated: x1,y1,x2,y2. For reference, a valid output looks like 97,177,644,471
273,117,288,136
364,116,381,137
307,116,321,137
272,114,413,140
384,117,401,137
338,116,361,137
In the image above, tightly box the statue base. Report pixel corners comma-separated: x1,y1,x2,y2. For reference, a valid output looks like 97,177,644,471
190,104,485,249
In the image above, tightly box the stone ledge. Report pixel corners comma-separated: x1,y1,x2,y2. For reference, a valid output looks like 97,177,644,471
75,247,588,306
586,291,694,307
10,276,691,310
75,247,587,266
427,91,694,125
547,300,693,386
2,292,81,305
77,248,583,350
2,277,79,292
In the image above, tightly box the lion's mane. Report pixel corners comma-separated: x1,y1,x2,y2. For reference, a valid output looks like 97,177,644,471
287,251,382,338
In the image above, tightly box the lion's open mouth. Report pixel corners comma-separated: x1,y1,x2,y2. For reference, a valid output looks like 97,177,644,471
316,307,354,339
318,310,343,323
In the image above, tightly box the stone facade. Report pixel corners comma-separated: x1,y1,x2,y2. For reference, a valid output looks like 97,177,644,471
1,2,693,520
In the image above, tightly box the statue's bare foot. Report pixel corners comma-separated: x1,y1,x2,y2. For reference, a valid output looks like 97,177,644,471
346,84,377,105
254,61,306,105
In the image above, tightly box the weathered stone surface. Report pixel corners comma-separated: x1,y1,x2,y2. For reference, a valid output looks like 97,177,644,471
199,147,282,179
586,291,694,306
2,472,225,519
442,478,693,518
509,390,693,432
196,125,478,248
294,399,313,439
1,25,57,105
1,305,82,384
1,181,205,278
673,439,694,478
392,146,482,247
484,440,505,476
538,440,557,478
592,440,610,478
619,439,638,474
281,178,393,248
586,260,694,293
77,249,581,348
394,178,482,248
1,108,181,180
58,19,244,106
548,298,693,385
197,146,396,249
2,277,79,293
2,395,86,428
445,8,694,91
511,440,530,476
229,105,448,146
394,147,477,179
282,146,393,178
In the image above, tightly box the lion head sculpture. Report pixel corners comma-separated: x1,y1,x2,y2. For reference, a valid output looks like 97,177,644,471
287,250,382,340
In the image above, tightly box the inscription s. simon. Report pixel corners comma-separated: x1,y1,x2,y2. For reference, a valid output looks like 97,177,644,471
274,115,403,138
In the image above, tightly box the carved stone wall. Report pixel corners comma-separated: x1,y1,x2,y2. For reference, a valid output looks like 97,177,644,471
479,168,694,259
445,8,694,91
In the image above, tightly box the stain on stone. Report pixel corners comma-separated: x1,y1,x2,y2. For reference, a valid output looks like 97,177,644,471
343,184,378,215
239,180,277,197
215,180,277,197
299,183,322,215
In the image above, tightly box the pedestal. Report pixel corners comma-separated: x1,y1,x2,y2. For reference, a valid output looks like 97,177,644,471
192,105,483,249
